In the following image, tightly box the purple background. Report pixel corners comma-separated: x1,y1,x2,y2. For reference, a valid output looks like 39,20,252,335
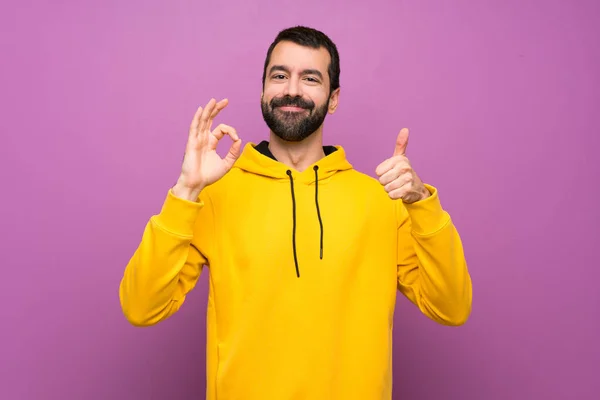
2,0,599,399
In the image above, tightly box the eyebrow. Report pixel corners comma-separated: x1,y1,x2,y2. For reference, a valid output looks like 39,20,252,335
268,65,324,80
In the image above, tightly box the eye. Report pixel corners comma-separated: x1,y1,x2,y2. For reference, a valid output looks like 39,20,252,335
304,77,319,83
272,74,286,80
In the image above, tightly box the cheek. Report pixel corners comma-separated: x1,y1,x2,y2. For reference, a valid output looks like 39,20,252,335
263,85,281,102
305,87,329,106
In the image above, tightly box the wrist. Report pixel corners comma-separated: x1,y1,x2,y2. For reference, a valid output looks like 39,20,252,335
172,179,204,202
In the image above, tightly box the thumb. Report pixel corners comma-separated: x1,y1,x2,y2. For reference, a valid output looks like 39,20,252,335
224,138,243,168
393,128,409,156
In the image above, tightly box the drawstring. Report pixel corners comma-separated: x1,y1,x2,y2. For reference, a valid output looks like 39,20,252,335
314,165,324,260
286,167,324,278
286,170,300,278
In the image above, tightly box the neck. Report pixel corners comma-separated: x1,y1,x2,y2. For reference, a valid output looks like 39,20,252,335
268,128,325,172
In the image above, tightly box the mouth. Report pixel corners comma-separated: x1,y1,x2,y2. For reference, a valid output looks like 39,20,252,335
277,106,307,112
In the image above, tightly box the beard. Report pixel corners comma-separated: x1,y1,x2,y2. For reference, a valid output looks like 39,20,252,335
261,95,329,142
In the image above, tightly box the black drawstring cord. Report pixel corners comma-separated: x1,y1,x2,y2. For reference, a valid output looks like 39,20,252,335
286,170,300,278
287,167,324,278
314,165,323,259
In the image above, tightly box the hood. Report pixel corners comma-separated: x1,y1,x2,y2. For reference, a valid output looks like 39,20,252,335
232,141,354,278
234,141,353,184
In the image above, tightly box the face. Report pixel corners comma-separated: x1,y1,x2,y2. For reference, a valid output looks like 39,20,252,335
261,41,339,142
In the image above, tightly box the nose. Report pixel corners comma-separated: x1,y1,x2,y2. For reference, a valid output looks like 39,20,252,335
283,76,302,98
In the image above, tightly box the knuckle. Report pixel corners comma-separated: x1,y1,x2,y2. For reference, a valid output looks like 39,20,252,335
393,164,406,174
385,180,399,192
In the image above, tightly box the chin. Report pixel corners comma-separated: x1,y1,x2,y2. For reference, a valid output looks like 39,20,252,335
273,130,316,143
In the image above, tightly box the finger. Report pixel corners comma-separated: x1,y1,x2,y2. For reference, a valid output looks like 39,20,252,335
384,173,412,193
223,137,243,168
189,105,204,138
388,186,409,200
375,155,409,178
211,124,239,142
209,98,229,120
378,165,401,186
206,98,229,132
393,128,409,156
375,158,395,177
379,163,411,186
198,98,216,135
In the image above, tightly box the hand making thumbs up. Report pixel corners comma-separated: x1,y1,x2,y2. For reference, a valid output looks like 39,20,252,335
375,128,431,204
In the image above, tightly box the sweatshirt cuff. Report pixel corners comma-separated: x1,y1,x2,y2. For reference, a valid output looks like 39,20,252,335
403,184,450,235
153,189,205,237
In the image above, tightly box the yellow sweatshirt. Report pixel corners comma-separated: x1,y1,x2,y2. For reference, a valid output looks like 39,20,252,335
119,141,472,400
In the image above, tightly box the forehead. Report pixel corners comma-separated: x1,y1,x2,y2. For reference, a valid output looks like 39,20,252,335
268,41,331,76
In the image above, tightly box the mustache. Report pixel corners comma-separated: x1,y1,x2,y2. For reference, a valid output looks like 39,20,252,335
270,96,314,110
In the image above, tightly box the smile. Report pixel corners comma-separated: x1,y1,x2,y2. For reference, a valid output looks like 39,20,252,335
277,106,307,112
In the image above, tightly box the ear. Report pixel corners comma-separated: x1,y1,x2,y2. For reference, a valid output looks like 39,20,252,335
328,88,340,114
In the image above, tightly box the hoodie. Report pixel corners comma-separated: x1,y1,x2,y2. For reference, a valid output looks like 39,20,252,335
119,141,472,400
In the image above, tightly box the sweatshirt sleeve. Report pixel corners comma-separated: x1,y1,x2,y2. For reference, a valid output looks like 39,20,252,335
395,184,472,326
119,188,215,327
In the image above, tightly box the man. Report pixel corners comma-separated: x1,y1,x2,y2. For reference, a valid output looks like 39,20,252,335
120,26,472,400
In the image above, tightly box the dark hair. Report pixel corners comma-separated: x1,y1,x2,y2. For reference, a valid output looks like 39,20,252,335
262,26,340,94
